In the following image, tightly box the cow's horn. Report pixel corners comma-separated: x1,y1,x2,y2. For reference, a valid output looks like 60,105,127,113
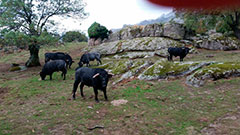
93,73,100,78
108,73,114,76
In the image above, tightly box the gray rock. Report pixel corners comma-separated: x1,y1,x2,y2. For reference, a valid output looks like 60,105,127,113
138,59,207,80
186,62,240,87
90,37,184,57
194,33,240,50
163,23,185,40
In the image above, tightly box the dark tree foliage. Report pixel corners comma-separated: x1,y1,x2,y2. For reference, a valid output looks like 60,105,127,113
176,9,240,38
0,0,88,67
88,22,109,40
62,31,88,42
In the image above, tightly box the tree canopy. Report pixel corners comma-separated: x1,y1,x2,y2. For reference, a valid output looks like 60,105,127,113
88,22,109,40
0,0,88,67
177,9,240,38
0,0,88,36
62,31,88,42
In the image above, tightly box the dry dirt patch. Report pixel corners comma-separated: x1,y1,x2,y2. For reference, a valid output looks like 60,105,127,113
0,87,10,103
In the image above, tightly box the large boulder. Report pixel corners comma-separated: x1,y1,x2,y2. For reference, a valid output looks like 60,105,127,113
120,25,143,40
88,38,103,46
138,59,210,80
194,33,240,50
89,37,184,57
163,23,185,40
186,62,240,87
106,23,174,42
141,23,163,37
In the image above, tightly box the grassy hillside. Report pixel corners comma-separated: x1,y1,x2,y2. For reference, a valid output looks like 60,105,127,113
1,42,240,134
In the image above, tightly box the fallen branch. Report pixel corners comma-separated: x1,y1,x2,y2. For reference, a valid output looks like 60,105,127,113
87,125,104,130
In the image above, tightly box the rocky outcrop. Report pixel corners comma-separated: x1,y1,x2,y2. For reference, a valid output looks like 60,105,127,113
141,24,163,37
163,23,185,40
186,62,240,87
88,38,103,46
88,37,184,57
193,33,240,50
137,59,211,80
105,22,185,42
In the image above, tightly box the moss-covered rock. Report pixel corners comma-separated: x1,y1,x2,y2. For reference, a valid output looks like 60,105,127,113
95,60,132,75
9,66,21,72
194,33,240,50
114,59,152,83
138,59,210,80
186,62,240,87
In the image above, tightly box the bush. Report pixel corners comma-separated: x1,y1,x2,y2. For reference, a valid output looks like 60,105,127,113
88,22,109,39
3,31,30,48
1,30,59,47
37,31,59,46
62,31,88,42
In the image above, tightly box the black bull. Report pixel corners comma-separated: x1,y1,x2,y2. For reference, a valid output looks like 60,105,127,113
168,47,190,62
72,67,113,102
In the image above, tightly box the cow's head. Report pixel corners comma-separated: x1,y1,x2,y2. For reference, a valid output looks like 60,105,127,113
184,47,191,55
68,60,74,68
78,61,83,67
93,72,113,88
40,71,46,80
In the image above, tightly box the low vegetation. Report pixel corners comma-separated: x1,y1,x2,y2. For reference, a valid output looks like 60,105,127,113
1,43,240,134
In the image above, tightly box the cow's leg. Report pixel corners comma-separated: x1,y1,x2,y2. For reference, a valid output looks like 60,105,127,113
169,54,173,61
96,58,102,65
93,87,99,102
72,80,80,100
50,74,53,80
62,68,67,80
180,56,183,62
102,87,108,101
80,83,85,98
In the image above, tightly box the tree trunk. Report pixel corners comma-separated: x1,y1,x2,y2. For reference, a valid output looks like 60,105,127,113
232,26,240,40
25,43,41,67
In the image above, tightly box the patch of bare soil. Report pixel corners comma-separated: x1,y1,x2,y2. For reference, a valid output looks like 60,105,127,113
0,87,9,103
0,63,11,73
68,46,86,63
201,110,240,135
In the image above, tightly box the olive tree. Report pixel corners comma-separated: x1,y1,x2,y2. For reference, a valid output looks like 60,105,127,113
0,0,88,67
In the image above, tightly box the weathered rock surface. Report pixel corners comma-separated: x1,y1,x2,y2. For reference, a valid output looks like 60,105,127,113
95,57,240,86
186,62,240,87
163,23,185,40
137,59,211,80
194,33,240,50
111,99,128,106
106,23,185,42
89,37,184,57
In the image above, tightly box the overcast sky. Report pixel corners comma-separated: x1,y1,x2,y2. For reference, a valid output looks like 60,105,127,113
59,0,172,34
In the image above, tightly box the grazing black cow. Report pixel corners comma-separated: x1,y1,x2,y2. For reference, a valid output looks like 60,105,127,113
168,47,190,62
78,52,101,67
40,60,67,80
45,52,74,68
72,67,113,102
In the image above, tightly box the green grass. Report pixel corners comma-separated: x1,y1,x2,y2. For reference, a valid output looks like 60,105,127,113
0,42,87,64
1,43,240,134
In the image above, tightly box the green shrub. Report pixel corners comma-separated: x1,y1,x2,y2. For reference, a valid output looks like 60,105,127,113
1,31,59,47
3,31,30,48
88,22,109,39
37,31,59,46
62,31,88,42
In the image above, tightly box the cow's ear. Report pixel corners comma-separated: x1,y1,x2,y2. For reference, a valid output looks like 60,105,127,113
93,73,100,78
108,73,114,78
